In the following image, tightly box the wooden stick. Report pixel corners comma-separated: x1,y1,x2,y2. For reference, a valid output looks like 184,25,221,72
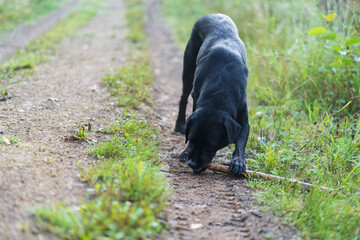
205,163,337,191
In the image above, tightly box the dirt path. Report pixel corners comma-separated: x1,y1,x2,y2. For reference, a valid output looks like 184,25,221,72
0,0,81,63
0,0,128,239
146,0,298,239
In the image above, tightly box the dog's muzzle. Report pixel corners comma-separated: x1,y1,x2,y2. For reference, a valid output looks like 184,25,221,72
188,159,207,173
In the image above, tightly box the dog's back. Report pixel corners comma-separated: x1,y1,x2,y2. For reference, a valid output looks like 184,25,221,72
175,13,248,135
189,14,248,118
191,14,247,66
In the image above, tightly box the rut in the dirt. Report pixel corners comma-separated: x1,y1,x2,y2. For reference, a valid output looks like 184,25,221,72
145,0,298,239
0,0,127,239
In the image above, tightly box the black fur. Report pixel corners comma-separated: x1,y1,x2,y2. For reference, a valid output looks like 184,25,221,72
175,14,250,175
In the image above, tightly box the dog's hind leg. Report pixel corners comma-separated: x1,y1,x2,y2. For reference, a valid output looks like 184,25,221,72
175,28,202,134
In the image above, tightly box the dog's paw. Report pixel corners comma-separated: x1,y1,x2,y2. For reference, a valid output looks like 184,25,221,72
229,158,246,176
179,150,189,162
175,121,186,134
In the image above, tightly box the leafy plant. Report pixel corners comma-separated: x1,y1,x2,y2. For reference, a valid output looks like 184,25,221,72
74,126,88,141
308,12,360,111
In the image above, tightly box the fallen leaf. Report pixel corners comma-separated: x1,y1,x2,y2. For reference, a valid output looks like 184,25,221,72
3,136,10,145
63,135,96,143
63,135,77,141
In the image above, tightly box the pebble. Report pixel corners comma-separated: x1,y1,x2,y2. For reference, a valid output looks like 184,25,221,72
73,183,87,188
0,125,7,133
174,203,184,209
190,223,203,230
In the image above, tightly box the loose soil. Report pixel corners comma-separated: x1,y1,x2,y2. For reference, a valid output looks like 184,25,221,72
0,0,298,239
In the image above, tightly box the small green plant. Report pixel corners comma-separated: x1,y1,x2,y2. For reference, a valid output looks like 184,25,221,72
0,135,20,144
309,13,360,68
308,12,360,112
74,126,88,140
0,88,13,101
64,120,93,142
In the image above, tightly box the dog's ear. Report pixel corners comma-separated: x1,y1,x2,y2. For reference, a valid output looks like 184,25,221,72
185,116,193,144
223,117,241,143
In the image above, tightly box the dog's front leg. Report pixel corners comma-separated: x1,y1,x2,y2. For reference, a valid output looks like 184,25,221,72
229,114,250,175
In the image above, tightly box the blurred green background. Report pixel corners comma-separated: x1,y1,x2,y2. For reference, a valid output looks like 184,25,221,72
0,0,69,35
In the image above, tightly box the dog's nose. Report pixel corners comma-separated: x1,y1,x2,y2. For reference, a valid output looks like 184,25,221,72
188,159,198,169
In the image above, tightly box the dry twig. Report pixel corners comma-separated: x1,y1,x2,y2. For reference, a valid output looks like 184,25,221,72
205,163,337,191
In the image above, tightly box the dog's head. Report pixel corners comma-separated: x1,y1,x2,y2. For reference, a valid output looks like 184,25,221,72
185,109,241,172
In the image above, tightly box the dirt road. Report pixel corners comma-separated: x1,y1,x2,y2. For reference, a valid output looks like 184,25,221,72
0,0,297,239
0,0,127,238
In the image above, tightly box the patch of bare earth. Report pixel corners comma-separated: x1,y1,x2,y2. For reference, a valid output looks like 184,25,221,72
0,0,128,239
145,0,298,239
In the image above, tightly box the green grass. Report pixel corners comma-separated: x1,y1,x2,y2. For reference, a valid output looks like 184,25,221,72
0,0,69,34
0,0,104,79
103,57,153,107
32,0,170,239
33,113,169,239
103,0,153,108
161,0,360,239
124,0,147,50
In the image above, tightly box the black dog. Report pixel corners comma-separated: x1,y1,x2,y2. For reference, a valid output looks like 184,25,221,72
175,14,250,175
